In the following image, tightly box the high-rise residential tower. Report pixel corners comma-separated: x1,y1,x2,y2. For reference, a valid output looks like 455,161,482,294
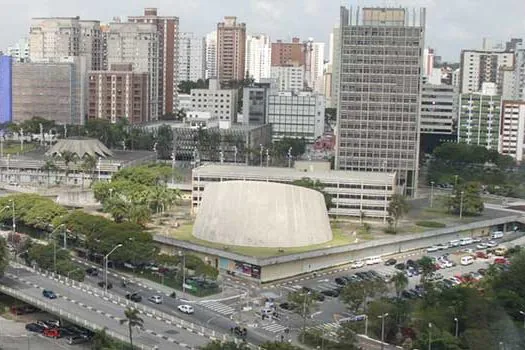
6,38,30,62
245,34,271,82
216,16,246,84
336,7,426,196
178,32,206,82
459,49,513,94
104,22,159,121
205,31,217,79
29,17,102,70
128,8,179,115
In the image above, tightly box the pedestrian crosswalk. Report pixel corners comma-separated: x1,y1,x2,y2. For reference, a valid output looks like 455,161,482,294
307,322,340,337
261,323,289,333
198,301,235,316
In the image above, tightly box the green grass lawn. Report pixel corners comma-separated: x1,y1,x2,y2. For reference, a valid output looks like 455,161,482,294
163,222,361,258
3,142,36,155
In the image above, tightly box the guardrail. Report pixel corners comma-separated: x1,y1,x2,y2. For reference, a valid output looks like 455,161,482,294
0,283,151,350
23,264,222,343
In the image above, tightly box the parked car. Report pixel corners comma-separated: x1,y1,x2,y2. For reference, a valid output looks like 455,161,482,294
426,246,440,252
477,268,488,275
394,263,406,270
384,258,397,266
85,267,98,276
178,305,194,314
476,251,489,259
350,261,364,269
321,289,339,297
42,289,57,299
436,243,448,250
67,335,90,345
486,240,498,248
125,292,142,302
25,323,45,333
11,305,38,315
279,302,297,311
43,327,60,338
335,277,349,286
476,243,488,250
148,295,163,304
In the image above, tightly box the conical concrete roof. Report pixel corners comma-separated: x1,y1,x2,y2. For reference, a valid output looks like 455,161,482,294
46,138,113,158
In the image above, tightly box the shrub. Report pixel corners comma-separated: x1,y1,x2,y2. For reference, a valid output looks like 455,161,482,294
416,221,446,228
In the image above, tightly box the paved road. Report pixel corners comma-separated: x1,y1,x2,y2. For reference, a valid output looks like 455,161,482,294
1,265,214,350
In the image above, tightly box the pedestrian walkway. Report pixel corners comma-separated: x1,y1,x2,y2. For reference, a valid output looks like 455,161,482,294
198,300,235,316
307,322,340,338
261,322,289,333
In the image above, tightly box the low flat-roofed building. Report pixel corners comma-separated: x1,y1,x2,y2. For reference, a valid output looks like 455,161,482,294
191,164,396,220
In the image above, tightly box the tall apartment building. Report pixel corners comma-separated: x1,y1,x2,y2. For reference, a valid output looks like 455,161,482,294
105,22,159,121
303,39,325,93
189,79,238,128
270,65,304,91
330,25,341,109
205,31,217,79
128,8,179,115
178,33,206,82
29,17,102,70
216,16,246,84
88,64,149,125
457,92,501,149
6,38,30,62
499,44,525,101
0,56,12,124
423,48,435,77
336,7,425,196
12,57,88,125
499,101,525,162
420,84,457,134
271,38,305,66
459,50,514,94
245,34,271,82
267,91,325,142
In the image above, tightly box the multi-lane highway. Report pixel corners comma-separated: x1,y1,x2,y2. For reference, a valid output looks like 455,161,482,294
1,264,221,350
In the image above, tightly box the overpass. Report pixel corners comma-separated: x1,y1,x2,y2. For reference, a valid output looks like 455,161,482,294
0,263,228,350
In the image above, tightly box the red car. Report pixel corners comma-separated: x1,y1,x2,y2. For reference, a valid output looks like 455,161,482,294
476,251,489,259
494,257,508,265
43,328,60,338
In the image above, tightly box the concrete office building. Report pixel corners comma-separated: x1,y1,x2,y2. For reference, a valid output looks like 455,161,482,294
88,64,149,125
458,92,501,149
178,94,192,111
459,50,514,94
6,38,29,63
267,91,325,142
330,25,341,109
303,39,325,93
499,101,525,162
242,82,274,125
178,33,206,82
189,79,238,128
336,7,425,197
128,8,179,115
205,31,217,79
0,55,12,124
216,16,246,84
12,56,88,125
29,17,102,70
420,84,457,134
105,22,159,121
191,164,396,220
271,38,305,66
245,34,271,82
270,65,304,91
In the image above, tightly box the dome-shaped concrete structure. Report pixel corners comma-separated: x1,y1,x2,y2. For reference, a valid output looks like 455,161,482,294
193,181,333,248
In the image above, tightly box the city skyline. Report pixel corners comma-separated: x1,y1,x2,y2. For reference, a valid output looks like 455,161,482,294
1,0,525,61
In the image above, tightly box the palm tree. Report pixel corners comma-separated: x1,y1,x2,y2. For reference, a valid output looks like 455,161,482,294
391,271,409,298
40,159,58,187
120,308,143,349
81,154,97,189
58,150,77,185
418,256,436,283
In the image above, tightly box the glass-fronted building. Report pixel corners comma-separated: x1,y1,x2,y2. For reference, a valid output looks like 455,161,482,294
0,55,12,124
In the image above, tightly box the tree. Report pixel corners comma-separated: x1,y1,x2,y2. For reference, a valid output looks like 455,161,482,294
91,328,116,350
120,308,143,349
333,322,359,350
81,155,98,188
57,150,77,185
391,272,409,298
447,182,484,216
387,194,409,233
0,237,7,277
199,341,249,350
292,177,332,210
417,256,436,283
40,159,58,187
340,279,387,313
155,125,174,159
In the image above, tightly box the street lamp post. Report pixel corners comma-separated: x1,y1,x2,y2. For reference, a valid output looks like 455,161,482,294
428,323,432,350
454,317,459,337
233,146,237,164
430,181,435,208
364,315,369,337
301,291,311,343
459,191,465,219
104,244,123,294
266,149,270,167
10,199,15,242
259,144,263,166
97,157,101,181
454,174,459,187
378,313,388,350
287,147,292,168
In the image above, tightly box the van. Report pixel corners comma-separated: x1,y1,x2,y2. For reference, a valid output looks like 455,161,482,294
460,256,474,266
491,231,504,239
460,238,473,246
448,240,460,248
365,256,382,265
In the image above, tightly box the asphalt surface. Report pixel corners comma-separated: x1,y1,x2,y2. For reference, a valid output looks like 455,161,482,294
1,265,212,350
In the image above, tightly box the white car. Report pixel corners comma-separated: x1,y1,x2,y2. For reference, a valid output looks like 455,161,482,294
436,244,448,250
350,261,364,269
426,246,440,253
472,238,482,244
476,243,488,250
178,305,194,314
442,261,453,268
148,295,163,304
486,240,498,248
461,248,474,254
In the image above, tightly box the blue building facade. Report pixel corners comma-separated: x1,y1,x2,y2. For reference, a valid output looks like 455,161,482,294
0,55,12,124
